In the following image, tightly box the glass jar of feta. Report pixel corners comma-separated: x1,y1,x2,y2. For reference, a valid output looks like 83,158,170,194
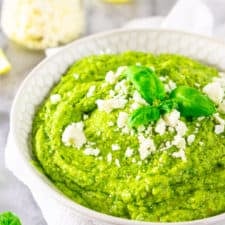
1,0,85,50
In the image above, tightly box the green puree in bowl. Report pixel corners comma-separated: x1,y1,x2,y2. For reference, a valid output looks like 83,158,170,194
32,51,225,222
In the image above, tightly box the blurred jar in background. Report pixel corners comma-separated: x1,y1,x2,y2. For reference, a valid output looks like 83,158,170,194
1,0,85,50
102,0,132,3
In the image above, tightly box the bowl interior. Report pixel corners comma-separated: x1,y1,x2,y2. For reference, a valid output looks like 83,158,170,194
10,29,225,225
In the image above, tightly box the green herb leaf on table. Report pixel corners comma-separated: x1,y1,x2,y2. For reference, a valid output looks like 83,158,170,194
0,212,22,225
170,86,216,117
124,65,165,104
129,106,160,128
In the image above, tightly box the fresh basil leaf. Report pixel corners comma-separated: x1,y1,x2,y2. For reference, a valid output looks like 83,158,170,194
129,106,160,128
170,86,216,117
159,99,177,114
124,65,165,104
0,212,22,225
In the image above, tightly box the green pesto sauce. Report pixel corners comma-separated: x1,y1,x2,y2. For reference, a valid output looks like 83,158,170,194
32,52,225,222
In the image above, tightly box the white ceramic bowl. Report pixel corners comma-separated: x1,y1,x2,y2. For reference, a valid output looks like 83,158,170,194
6,29,225,225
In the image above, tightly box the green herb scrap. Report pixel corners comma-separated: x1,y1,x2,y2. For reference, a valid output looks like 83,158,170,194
124,65,216,128
0,212,22,225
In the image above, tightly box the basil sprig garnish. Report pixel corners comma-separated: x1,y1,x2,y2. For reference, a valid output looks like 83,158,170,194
123,65,216,128
170,86,216,117
125,65,165,104
129,106,160,128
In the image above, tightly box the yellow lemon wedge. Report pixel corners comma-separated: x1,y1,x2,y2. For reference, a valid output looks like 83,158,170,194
0,49,11,75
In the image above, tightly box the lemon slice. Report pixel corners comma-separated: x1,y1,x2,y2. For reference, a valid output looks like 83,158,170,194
0,49,11,75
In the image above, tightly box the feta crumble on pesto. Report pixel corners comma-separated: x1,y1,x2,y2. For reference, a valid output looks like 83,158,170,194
32,52,225,222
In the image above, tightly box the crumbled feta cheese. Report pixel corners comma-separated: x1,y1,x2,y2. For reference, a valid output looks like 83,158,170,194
86,85,96,97
50,94,61,104
83,114,89,120
160,141,172,151
129,129,135,136
172,135,186,149
172,149,186,161
164,84,170,93
194,127,199,134
218,100,225,114
159,76,167,82
164,110,180,127
115,159,120,167
187,134,195,145
107,121,114,127
195,83,200,87
112,144,121,151
168,80,177,91
117,112,128,128
86,141,95,147
144,125,152,135
155,118,166,135
121,127,130,134
215,124,224,134
130,102,140,110
197,116,205,121
219,72,225,77
115,66,127,77
84,147,100,156
137,125,145,133
96,97,127,113
133,91,147,105
114,127,119,132
73,73,80,80
109,90,115,97
213,73,225,88
105,71,116,84
115,80,128,95
203,82,224,104
138,135,156,160
105,66,127,84
175,121,188,136
125,147,134,158
62,122,86,148
165,141,172,148
164,80,177,92
214,113,225,125
101,82,108,88
149,66,155,71
135,175,141,180
107,153,112,163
